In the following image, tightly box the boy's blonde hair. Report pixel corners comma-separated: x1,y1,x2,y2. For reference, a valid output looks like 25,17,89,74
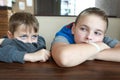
75,7,108,31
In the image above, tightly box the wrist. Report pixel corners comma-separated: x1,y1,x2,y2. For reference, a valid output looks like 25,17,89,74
89,42,101,52
24,53,33,62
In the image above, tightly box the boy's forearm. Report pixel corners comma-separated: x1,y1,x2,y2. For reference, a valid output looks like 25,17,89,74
52,43,103,67
24,53,37,62
24,49,50,62
0,45,25,63
95,43,120,62
52,42,110,67
24,53,32,62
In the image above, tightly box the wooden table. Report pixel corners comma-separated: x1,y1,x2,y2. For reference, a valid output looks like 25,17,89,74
0,58,120,80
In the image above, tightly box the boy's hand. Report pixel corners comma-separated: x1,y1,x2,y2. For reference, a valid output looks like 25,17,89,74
0,38,5,45
97,42,110,51
88,42,110,60
24,49,50,62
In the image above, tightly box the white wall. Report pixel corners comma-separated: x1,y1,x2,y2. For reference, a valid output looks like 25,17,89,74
36,16,120,50
106,18,120,40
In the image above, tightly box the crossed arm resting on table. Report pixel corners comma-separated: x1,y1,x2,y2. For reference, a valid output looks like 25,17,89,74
51,42,120,67
0,38,50,63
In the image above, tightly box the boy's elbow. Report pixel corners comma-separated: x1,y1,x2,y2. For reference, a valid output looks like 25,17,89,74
56,55,71,67
52,49,74,67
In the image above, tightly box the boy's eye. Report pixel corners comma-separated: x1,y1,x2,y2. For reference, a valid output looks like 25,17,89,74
32,35,38,39
19,35,27,39
95,32,102,35
80,27,87,31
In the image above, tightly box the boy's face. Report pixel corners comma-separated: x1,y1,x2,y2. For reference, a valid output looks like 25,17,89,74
72,14,107,44
13,24,38,43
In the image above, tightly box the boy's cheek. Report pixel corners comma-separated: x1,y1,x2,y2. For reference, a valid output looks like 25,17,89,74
32,39,38,43
93,37,104,42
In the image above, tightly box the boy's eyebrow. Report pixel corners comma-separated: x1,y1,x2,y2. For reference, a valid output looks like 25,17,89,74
78,24,89,28
32,35,38,36
96,29,104,33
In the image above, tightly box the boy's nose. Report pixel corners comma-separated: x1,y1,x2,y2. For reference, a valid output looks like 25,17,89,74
27,38,32,43
86,33,93,41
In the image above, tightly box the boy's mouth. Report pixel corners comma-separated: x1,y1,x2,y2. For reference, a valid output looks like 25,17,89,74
82,40,93,43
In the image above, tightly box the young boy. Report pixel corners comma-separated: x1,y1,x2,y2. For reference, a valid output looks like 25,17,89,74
51,7,120,67
0,12,50,63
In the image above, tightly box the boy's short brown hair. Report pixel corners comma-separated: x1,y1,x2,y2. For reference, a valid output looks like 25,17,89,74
9,12,39,34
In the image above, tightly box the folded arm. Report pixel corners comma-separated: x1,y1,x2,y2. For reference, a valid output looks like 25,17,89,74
24,49,50,62
51,42,109,67
95,43,120,61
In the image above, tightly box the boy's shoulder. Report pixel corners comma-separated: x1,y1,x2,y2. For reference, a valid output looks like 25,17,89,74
1,38,13,46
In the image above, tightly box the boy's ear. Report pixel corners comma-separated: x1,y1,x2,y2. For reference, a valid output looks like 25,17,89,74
71,23,76,34
7,31,13,39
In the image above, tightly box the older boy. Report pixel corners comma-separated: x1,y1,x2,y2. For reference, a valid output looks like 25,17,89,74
51,7,120,67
